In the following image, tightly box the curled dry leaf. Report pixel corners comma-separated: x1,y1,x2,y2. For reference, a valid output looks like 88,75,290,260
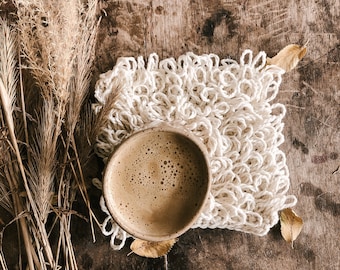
267,43,307,72
280,208,303,248
129,238,177,258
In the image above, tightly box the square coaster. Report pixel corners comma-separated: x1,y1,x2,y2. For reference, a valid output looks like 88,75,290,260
93,51,297,249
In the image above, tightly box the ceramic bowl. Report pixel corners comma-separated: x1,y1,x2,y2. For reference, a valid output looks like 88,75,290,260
103,125,211,242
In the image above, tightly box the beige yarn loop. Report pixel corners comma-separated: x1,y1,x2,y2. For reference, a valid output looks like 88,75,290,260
93,50,297,250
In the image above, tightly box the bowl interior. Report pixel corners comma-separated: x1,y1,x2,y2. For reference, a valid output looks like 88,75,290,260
103,127,210,241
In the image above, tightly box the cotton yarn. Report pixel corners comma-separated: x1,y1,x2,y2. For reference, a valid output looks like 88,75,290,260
93,50,297,250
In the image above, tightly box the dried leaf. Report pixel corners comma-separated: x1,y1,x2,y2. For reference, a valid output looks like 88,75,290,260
267,43,307,72
129,238,177,258
280,208,303,248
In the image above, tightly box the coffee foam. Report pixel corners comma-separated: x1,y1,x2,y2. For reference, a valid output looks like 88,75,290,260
104,129,209,240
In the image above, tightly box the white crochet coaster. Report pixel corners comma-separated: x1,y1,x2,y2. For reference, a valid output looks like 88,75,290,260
93,50,297,250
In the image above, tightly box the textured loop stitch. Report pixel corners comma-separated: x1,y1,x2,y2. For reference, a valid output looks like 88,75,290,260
100,197,130,250
94,51,295,249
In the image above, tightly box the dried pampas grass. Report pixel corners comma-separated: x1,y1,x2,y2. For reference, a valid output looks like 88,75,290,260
0,23,15,211
0,1,101,269
0,16,37,270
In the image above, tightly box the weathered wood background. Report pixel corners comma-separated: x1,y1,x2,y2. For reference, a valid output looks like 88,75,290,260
2,0,339,269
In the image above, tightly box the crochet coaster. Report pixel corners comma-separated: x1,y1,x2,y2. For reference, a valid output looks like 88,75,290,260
93,50,297,250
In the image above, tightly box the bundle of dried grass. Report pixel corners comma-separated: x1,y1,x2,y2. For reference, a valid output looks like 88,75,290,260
0,1,100,269
0,16,37,270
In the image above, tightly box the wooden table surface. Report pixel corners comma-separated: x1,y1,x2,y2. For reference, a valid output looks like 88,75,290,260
2,0,339,269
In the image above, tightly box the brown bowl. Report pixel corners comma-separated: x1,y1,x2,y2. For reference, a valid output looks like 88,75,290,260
103,125,211,242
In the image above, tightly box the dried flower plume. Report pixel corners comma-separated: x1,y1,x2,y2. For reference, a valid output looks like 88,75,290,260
0,1,100,269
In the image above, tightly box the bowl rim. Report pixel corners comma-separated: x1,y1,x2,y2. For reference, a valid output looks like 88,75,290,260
102,124,211,242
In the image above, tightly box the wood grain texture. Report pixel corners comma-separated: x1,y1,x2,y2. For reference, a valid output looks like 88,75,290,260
1,0,339,269
87,1,340,269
